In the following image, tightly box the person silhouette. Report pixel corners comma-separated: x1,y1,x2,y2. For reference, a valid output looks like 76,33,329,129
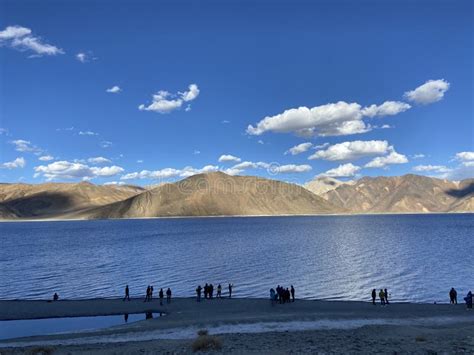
124,313,129,322
196,285,202,302
270,288,276,306
53,293,59,301
290,285,295,302
384,289,389,305
123,285,130,301
204,283,209,299
166,288,172,303
379,289,385,305
371,289,376,305
450,288,458,304
217,284,222,298
159,288,164,306
144,286,150,302
210,284,214,299
228,283,233,298
464,291,473,309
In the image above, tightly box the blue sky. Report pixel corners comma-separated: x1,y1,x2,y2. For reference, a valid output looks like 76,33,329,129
1,0,473,185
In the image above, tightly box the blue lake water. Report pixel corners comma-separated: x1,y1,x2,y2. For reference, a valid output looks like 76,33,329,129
0,215,472,303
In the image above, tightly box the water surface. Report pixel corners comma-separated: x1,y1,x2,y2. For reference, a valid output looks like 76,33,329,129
1,214,472,303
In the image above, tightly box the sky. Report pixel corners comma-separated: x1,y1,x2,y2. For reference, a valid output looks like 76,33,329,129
0,0,473,186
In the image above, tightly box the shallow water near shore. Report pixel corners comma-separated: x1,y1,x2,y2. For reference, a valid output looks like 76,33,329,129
0,214,472,303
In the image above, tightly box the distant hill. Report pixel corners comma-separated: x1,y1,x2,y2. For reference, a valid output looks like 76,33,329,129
303,176,352,195
73,172,342,219
0,182,144,219
316,174,473,213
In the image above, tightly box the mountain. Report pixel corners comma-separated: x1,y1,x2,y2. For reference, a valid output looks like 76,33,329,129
318,174,474,213
0,182,144,219
303,176,352,195
72,172,342,219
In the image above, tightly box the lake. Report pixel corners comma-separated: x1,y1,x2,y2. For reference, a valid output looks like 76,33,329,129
1,214,472,303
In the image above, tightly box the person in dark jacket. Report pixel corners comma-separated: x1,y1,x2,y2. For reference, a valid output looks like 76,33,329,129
228,283,233,298
196,285,202,302
464,291,473,309
159,288,164,306
290,285,295,302
371,289,376,305
166,288,172,303
384,289,389,305
450,288,458,304
123,285,130,301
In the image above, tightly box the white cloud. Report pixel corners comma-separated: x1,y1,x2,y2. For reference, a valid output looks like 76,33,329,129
274,164,312,173
455,152,474,166
317,163,360,178
137,160,144,163
413,165,452,174
1,157,26,169
361,101,411,118
309,140,390,161
38,155,54,161
100,141,113,148
412,154,425,159
193,150,201,155
121,164,218,180
365,150,408,168
314,142,329,149
0,128,9,135
246,97,413,137
139,84,200,113
285,142,312,155
106,86,122,94
0,25,63,56
103,181,125,186
79,131,99,136
218,154,241,163
76,52,87,62
34,160,124,180
257,140,264,145
404,79,450,105
87,157,111,165
222,120,230,124
10,139,43,154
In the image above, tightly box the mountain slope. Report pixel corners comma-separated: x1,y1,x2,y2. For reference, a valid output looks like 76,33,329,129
75,172,342,219
0,182,144,218
321,174,474,213
303,176,352,195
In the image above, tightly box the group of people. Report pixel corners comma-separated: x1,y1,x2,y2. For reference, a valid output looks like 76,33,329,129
270,285,295,304
450,288,473,308
122,285,172,305
195,283,233,301
371,289,389,305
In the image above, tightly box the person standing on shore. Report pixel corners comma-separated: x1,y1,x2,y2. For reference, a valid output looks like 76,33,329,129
371,289,376,305
210,284,214,299
204,283,209,299
450,288,458,304
291,285,295,302
464,291,473,309
166,288,172,303
384,289,389,305
159,288,164,306
217,284,222,298
196,285,202,302
150,286,154,301
144,286,150,302
379,289,385,305
53,293,59,301
270,288,276,306
229,283,233,298
123,285,130,301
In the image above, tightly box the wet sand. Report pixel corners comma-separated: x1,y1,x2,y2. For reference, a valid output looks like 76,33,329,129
1,298,473,353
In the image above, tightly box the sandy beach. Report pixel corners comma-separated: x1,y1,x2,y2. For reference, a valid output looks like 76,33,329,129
1,298,473,353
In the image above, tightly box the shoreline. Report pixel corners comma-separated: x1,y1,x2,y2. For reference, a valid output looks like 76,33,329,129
1,298,473,353
1,211,472,223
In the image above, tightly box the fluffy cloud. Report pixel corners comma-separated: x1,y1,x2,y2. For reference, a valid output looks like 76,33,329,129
139,84,200,113
365,151,408,168
412,154,425,159
0,25,63,56
224,161,311,176
76,52,87,62
100,141,113,148
34,160,124,180
317,163,360,178
413,165,452,174
106,86,121,94
246,97,413,137
404,79,450,105
38,155,54,161
1,157,26,169
361,101,411,118
455,151,474,166
121,165,218,180
10,139,43,154
309,140,389,161
285,142,313,155
88,157,112,165
79,130,99,136
218,154,241,163
274,164,312,173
